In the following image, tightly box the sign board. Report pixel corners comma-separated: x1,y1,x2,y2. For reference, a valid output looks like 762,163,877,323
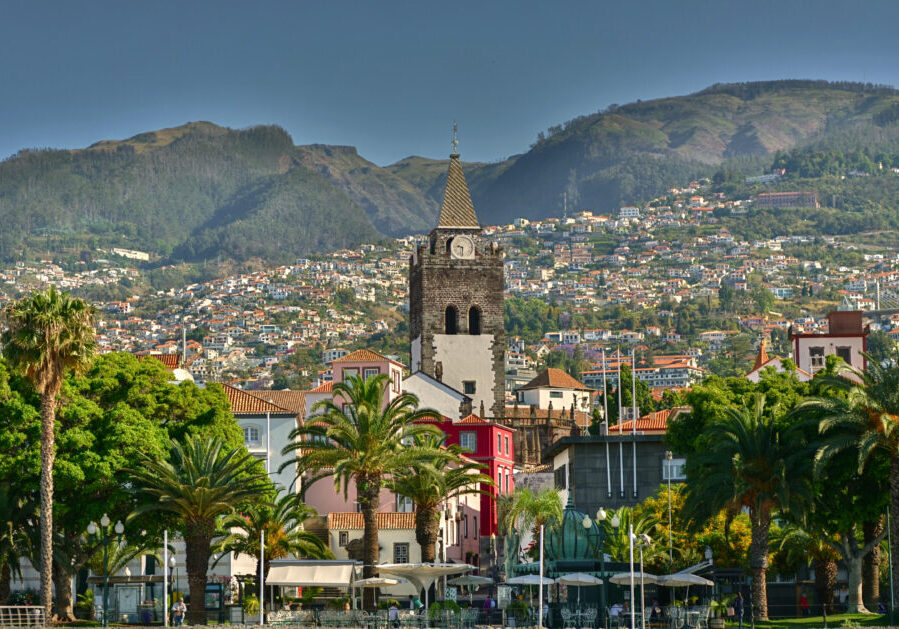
445,587,457,602
497,585,512,610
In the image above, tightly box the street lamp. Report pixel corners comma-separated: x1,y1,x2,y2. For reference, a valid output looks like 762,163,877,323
582,508,618,622
490,533,498,601
86,515,125,627
169,555,177,597
666,451,674,564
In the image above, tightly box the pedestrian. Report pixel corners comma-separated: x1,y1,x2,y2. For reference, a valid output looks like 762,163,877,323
389,602,399,629
483,595,494,610
800,594,809,617
610,602,623,617
171,597,186,627
733,593,744,629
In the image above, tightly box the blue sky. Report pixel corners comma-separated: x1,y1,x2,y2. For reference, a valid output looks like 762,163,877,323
3,0,899,165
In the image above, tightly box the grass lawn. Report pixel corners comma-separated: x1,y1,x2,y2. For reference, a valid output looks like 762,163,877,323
725,613,888,627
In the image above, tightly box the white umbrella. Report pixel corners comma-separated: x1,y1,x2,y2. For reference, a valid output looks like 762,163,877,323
506,574,556,586
557,573,603,608
609,572,658,585
377,563,475,610
656,574,713,587
354,577,406,587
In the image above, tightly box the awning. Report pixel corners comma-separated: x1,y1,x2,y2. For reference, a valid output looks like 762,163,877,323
266,560,360,587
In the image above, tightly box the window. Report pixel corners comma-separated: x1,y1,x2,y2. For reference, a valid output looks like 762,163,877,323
144,555,156,576
393,543,410,564
809,346,825,369
243,426,261,447
445,306,458,335
497,434,502,453
662,458,687,481
460,431,476,452
505,469,510,494
836,346,852,365
338,531,349,547
464,515,469,538
474,516,478,539
554,465,568,489
468,307,481,335
363,367,380,381
397,495,414,513
392,370,401,393
342,367,359,380
505,436,510,456
463,381,476,395
549,391,563,399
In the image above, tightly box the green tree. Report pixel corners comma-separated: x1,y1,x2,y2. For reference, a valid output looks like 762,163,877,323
1,287,96,616
280,374,441,610
500,487,563,562
216,492,331,581
682,394,811,620
388,435,493,562
129,435,269,625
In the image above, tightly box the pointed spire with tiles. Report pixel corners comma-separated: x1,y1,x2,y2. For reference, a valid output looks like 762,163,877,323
437,127,480,228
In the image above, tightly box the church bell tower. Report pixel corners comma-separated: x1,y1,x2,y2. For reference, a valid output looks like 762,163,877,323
409,127,505,420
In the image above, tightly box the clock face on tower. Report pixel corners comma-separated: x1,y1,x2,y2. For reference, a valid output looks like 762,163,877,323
450,235,475,259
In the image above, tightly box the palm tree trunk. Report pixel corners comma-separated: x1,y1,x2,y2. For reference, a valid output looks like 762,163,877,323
890,455,899,611
185,525,214,625
415,505,440,563
53,565,75,621
0,562,10,604
843,537,868,613
863,518,883,610
749,508,771,621
358,475,381,611
814,558,837,614
39,389,58,618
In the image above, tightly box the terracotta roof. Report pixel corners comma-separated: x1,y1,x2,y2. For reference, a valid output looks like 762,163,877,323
458,414,490,425
517,368,594,392
437,154,480,228
751,338,770,372
223,384,292,415
332,349,392,364
138,353,179,370
614,407,689,434
308,381,334,393
327,512,415,530
247,389,306,416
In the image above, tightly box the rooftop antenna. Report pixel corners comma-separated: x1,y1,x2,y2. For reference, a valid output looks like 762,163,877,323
451,121,459,156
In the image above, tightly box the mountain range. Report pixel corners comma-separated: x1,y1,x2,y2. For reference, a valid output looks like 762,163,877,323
4,79,899,264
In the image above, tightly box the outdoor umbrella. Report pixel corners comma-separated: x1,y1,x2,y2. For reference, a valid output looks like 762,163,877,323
506,574,556,585
557,573,603,608
350,576,407,609
657,573,714,628
609,572,658,585
448,575,493,604
377,563,475,610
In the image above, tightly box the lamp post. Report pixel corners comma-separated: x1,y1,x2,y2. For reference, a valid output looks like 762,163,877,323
636,534,652,629
86,514,125,627
169,555,177,600
490,533,498,601
665,451,673,565
582,508,619,622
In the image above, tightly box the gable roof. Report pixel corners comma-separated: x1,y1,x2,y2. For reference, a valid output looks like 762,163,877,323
613,408,688,434
223,384,292,415
308,381,334,394
138,353,180,370
246,389,306,416
332,349,399,365
327,512,415,530
437,153,480,228
517,368,594,392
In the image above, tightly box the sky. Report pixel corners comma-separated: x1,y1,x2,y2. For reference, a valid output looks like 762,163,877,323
3,0,899,166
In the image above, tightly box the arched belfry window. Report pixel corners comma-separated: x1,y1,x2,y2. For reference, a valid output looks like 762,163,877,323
445,237,454,254
445,306,458,335
468,306,481,335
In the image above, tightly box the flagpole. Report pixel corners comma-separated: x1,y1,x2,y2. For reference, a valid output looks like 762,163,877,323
602,348,611,498
260,530,265,625
629,524,636,629
538,525,545,629
617,348,624,497
631,348,637,498
163,530,169,628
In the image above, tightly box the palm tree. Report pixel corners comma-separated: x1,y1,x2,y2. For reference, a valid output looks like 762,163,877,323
0,483,34,603
129,435,269,625
500,487,563,563
771,524,840,613
216,493,331,581
598,507,661,563
281,374,441,609
682,394,810,620
388,435,493,562
1,287,96,615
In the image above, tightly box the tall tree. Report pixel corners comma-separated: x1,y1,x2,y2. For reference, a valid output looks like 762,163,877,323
500,487,563,562
388,435,492,562
796,352,899,610
1,287,96,616
129,435,268,625
281,374,441,610
682,394,811,620
216,493,331,581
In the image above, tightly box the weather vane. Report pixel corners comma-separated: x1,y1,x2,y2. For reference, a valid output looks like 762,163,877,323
451,121,459,154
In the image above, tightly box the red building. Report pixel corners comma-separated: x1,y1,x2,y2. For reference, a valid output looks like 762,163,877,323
422,414,515,538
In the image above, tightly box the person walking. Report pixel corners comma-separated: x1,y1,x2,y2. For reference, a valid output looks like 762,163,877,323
171,597,186,627
733,593,744,629
800,594,810,617
389,602,400,629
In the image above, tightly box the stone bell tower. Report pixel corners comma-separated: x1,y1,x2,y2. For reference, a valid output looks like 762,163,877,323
409,127,505,419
